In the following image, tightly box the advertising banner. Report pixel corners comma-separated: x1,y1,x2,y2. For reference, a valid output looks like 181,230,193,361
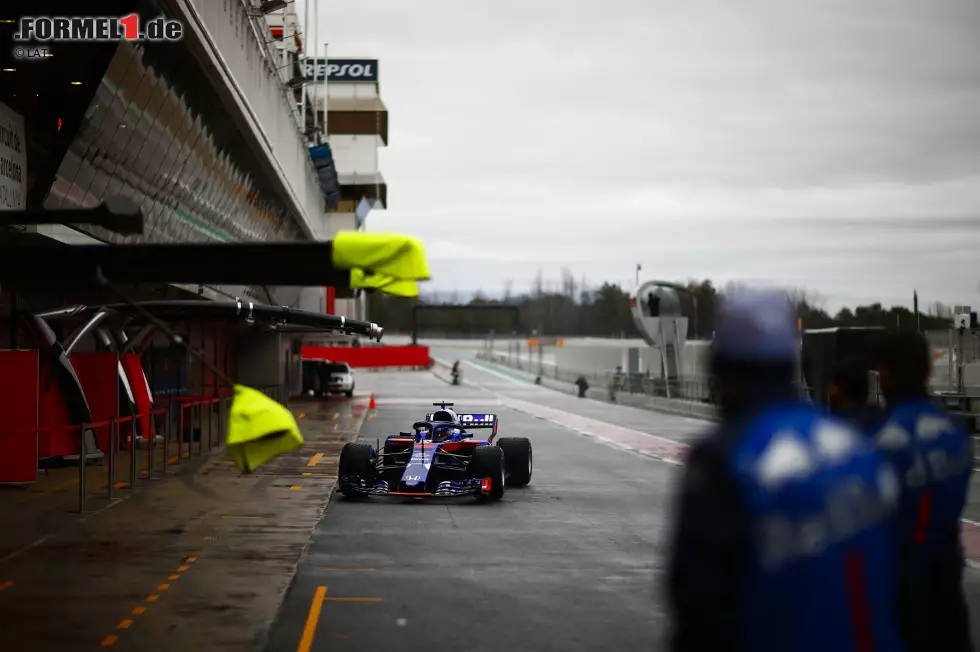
303,58,378,82
0,101,26,210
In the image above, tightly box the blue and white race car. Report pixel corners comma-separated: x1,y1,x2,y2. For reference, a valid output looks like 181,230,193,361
337,402,532,501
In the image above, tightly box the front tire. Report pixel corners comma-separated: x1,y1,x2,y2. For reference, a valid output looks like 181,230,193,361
337,441,377,498
496,437,532,487
467,445,504,502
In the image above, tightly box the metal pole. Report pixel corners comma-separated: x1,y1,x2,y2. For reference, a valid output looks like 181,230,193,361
130,419,137,488
301,0,309,130
692,295,699,340
322,40,329,138
310,0,319,136
78,422,87,512
147,405,154,479
107,418,115,499
949,328,955,392
163,402,171,474
957,328,966,395
177,403,184,465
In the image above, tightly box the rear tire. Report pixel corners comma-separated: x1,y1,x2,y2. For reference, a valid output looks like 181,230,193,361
497,437,532,487
345,390,354,398
467,445,504,502
338,441,377,498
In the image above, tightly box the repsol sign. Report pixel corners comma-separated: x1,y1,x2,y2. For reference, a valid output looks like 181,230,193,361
303,58,378,82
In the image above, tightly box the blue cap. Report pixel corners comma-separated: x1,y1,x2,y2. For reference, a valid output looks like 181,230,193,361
713,288,798,362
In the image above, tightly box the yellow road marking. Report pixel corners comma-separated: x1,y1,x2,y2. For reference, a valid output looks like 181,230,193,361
169,574,180,580
302,472,313,476
297,412,307,420
100,635,118,646
366,414,375,421
331,412,340,420
307,453,324,467
323,568,375,573
297,586,328,652
146,594,159,602
185,557,197,563
177,565,190,572
289,485,301,491
131,606,146,615
113,482,129,489
117,619,133,629
167,452,191,464
323,597,385,603
158,584,170,591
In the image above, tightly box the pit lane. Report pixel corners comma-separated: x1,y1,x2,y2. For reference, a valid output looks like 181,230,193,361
263,370,676,651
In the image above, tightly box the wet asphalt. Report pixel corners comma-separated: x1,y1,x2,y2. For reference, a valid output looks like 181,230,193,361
264,351,980,651
263,367,689,651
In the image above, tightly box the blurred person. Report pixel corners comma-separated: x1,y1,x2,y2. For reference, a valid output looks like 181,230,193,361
666,288,902,652
873,331,973,652
828,357,883,434
609,365,624,402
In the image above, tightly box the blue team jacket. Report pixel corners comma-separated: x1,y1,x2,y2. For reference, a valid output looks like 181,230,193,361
873,399,972,567
727,403,904,652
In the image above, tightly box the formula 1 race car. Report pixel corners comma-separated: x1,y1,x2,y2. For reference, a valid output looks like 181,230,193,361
337,402,532,501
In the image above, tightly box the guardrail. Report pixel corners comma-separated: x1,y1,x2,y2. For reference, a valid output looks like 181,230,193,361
480,351,714,401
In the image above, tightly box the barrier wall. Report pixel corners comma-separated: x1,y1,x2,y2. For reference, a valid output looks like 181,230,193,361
38,355,83,458
302,345,431,368
0,350,40,483
71,352,121,453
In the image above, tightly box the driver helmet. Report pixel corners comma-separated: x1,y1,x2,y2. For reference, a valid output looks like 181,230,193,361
431,409,457,423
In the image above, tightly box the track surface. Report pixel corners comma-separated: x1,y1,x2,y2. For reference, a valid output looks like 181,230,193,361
266,353,980,651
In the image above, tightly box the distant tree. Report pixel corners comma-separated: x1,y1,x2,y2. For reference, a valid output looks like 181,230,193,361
929,301,951,318
531,270,544,299
367,274,955,338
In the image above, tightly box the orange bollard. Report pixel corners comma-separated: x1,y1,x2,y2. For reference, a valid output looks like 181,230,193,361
369,393,377,410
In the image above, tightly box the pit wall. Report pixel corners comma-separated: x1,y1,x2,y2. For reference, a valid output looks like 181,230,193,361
473,354,718,421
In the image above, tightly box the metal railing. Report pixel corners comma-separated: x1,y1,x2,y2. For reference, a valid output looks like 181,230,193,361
480,350,979,420
480,351,715,403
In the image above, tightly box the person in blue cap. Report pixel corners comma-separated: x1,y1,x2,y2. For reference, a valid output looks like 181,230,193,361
665,287,903,652
872,331,973,652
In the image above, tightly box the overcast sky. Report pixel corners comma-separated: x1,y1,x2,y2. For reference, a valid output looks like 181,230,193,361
302,0,980,312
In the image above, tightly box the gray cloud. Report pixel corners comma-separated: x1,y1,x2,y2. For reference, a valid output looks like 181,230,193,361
306,0,980,310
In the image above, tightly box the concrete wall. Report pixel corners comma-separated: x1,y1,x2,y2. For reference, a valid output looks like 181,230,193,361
329,135,380,176
317,78,381,104
538,338,711,379
170,0,328,240
475,354,719,422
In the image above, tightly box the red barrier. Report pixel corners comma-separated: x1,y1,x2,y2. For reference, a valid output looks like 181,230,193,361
38,356,78,458
0,350,40,483
301,345,431,368
71,352,121,453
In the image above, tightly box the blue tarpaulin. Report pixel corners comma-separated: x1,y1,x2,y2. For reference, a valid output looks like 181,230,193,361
309,144,341,207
